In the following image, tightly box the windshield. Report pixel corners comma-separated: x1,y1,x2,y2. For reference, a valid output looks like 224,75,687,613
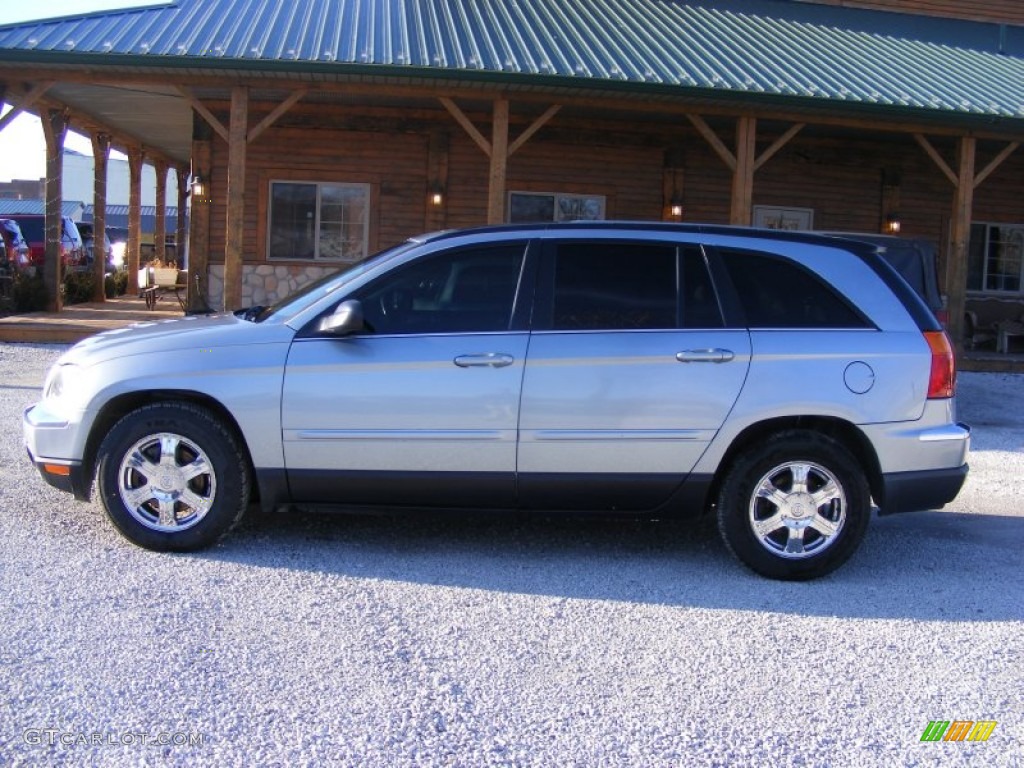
252,240,421,322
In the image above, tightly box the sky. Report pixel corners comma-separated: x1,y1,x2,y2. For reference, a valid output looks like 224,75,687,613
0,2,168,181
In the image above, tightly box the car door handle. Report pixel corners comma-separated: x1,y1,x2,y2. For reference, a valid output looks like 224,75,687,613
676,349,735,363
454,353,515,368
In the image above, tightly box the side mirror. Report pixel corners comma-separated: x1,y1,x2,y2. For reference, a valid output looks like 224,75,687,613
317,299,365,336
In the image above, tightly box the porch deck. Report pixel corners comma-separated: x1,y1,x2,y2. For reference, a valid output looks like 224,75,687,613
0,296,184,344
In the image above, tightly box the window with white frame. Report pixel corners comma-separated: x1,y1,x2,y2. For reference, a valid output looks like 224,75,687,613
508,191,605,223
968,223,1024,294
268,181,370,262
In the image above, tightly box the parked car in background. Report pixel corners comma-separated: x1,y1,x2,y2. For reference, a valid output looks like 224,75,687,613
24,223,970,580
821,233,945,323
5,214,87,273
76,222,117,272
0,218,30,272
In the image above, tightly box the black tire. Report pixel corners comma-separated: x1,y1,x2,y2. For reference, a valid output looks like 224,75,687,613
717,430,870,580
96,402,250,551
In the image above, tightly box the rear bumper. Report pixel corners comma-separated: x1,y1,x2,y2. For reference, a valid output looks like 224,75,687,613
878,462,969,515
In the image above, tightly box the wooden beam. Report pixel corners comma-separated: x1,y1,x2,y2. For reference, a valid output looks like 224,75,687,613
487,99,509,225
127,145,144,296
754,122,805,172
731,116,756,226
914,134,959,187
223,86,249,311
90,132,111,302
947,137,975,352
508,104,562,157
40,107,68,313
687,113,736,171
177,86,230,142
0,81,53,132
439,97,492,157
5,64,1024,141
247,88,307,143
974,141,1020,188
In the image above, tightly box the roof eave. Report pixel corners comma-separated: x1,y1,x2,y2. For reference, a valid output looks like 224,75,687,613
2,49,1023,136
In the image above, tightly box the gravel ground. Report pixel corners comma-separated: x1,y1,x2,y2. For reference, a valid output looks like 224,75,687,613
0,342,1021,767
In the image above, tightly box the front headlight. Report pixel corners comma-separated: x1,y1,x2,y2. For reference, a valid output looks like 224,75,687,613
43,363,79,401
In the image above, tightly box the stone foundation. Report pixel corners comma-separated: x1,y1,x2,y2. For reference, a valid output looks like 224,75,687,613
205,264,336,310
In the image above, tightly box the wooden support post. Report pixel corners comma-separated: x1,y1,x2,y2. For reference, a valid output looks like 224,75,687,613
947,137,975,351
176,167,188,275
40,108,68,312
127,145,143,296
731,116,756,226
154,160,168,266
187,118,212,314
488,99,509,225
224,86,248,311
90,132,111,302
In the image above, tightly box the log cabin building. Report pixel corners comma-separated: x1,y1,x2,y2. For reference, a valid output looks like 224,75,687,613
1,0,1024,357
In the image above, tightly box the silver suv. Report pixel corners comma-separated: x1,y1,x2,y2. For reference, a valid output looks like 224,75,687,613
24,223,970,579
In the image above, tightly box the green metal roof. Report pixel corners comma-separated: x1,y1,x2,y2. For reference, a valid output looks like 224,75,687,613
2,0,1024,123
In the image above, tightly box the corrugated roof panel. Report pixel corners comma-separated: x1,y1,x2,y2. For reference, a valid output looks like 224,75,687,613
1,0,1023,120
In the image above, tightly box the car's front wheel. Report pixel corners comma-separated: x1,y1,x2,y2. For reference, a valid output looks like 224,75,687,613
716,431,870,580
96,402,250,551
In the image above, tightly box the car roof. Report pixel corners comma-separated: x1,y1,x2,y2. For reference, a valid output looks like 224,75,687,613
413,221,880,252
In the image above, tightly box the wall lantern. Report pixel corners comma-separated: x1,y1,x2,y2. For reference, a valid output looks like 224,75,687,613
884,213,901,234
191,174,206,199
429,182,445,207
669,195,684,221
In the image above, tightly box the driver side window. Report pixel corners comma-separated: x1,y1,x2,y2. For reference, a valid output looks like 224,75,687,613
355,243,526,335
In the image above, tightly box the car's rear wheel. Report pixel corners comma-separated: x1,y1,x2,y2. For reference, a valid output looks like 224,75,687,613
96,402,250,551
717,431,870,580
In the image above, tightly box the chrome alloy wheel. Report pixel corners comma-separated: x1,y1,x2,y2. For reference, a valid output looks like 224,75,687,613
117,432,217,532
748,461,846,559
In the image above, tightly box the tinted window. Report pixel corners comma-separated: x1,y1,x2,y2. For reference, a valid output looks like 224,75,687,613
355,243,525,335
549,242,677,330
719,248,868,329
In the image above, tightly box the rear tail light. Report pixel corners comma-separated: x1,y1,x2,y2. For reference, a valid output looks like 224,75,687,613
924,330,955,399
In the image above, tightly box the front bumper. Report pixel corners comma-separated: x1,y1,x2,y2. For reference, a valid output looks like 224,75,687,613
25,449,92,500
24,403,92,501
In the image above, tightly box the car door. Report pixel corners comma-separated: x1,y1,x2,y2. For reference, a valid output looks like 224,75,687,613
517,239,751,511
281,241,531,508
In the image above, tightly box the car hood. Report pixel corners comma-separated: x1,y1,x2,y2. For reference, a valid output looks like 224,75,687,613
61,312,295,367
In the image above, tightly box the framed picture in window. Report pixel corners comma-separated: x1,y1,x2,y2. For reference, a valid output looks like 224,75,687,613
509,192,606,223
752,205,814,231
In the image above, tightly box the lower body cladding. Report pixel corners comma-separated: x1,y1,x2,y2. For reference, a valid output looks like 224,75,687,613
282,469,711,514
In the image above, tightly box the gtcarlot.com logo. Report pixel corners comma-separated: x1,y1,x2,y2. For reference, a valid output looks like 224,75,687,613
921,720,998,742
24,730,204,747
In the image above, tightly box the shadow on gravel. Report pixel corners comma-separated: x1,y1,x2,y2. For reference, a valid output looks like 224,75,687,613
196,507,1024,623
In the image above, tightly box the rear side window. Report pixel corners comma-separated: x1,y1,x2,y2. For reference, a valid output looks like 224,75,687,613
718,248,869,329
549,242,677,330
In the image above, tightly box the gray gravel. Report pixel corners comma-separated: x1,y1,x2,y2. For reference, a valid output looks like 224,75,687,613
0,342,1021,767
